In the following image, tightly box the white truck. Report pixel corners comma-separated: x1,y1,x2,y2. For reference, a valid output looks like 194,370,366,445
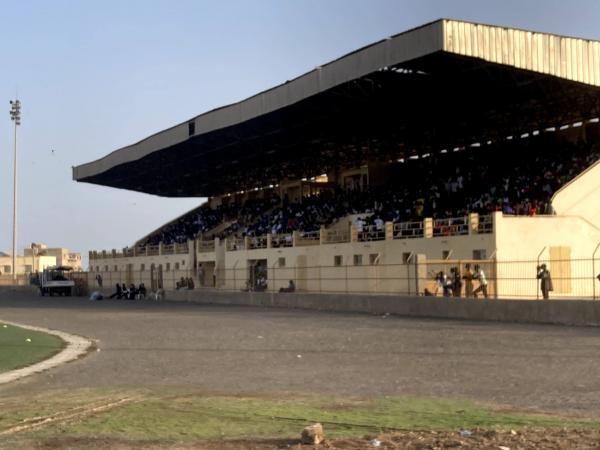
39,266,75,296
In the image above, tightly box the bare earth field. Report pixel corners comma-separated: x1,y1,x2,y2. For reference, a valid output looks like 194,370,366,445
1,290,599,448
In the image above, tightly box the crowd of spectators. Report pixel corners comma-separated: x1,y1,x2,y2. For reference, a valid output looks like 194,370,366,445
140,137,600,244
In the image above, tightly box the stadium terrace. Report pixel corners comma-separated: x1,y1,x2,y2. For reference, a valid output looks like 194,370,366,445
77,20,600,299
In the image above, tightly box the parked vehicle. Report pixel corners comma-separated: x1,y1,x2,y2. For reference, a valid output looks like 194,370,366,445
39,266,74,296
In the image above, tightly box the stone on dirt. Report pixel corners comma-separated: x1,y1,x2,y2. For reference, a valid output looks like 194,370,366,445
301,423,324,445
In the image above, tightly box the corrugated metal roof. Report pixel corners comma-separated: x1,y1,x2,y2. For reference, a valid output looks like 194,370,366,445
73,19,600,183
443,20,600,86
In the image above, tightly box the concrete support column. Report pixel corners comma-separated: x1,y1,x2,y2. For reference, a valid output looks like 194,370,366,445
267,234,273,249
385,221,394,240
423,218,433,238
244,236,249,250
350,224,358,243
319,226,326,245
468,213,479,235
414,253,427,295
292,231,300,247
159,242,164,256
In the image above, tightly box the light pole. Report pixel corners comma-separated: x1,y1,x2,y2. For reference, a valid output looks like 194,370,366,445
9,99,21,282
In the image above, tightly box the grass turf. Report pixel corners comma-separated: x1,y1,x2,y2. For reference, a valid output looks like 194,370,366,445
1,387,597,443
0,322,65,373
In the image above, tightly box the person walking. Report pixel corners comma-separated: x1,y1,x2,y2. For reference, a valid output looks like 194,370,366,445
537,264,553,300
473,264,488,299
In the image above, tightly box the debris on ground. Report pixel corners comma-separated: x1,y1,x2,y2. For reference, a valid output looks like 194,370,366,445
300,423,324,445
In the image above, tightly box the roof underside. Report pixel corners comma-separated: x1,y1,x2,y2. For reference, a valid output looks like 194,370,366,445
73,19,600,197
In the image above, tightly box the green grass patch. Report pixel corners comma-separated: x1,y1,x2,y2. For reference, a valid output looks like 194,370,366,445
6,388,596,443
0,322,65,373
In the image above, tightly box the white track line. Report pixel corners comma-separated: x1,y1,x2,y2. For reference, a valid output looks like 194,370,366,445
0,320,93,385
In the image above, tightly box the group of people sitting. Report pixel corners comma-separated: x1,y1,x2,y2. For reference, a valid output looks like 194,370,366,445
176,277,195,290
109,283,147,300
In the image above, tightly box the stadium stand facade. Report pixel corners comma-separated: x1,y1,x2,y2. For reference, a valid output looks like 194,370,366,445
76,20,600,299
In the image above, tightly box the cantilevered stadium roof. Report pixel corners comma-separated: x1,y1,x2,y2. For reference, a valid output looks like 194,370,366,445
73,19,600,197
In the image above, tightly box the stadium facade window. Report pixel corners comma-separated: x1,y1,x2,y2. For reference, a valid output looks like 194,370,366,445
175,262,180,270
278,257,286,267
402,253,411,264
166,263,171,272
188,121,195,136
181,260,185,266
140,264,145,272
353,255,363,266
114,265,118,271
442,250,450,260
472,249,487,260
334,255,342,267
95,266,99,273
369,253,379,265
104,265,108,272
4,265,11,273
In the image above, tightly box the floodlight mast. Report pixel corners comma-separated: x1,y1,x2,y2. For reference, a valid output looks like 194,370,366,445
9,99,21,282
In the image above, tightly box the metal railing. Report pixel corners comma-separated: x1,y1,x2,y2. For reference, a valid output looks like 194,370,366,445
296,230,320,246
323,229,351,244
175,243,189,254
393,220,424,239
271,233,293,248
227,237,245,251
433,216,469,237
248,236,267,250
198,240,215,252
478,214,493,234
89,214,496,259
358,225,386,242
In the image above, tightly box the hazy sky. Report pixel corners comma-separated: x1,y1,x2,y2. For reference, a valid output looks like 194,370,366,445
1,0,600,267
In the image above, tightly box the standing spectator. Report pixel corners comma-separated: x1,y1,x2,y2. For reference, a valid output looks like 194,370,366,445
451,267,462,297
95,274,103,288
463,263,474,298
473,265,488,299
197,263,204,286
537,264,553,300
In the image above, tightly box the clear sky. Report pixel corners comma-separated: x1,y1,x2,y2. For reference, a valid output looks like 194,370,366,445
1,0,599,267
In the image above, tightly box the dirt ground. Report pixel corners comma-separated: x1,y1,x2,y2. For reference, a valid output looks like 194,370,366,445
1,291,600,415
17,428,600,449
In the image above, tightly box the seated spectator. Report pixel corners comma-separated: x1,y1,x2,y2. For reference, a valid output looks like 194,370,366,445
279,280,296,293
176,277,187,290
137,283,147,300
109,283,122,299
128,283,137,300
187,277,195,290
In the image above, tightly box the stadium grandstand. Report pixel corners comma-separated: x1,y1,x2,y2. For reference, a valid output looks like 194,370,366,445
75,19,600,299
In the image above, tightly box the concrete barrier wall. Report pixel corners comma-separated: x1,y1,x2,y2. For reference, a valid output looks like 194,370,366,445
166,289,600,327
